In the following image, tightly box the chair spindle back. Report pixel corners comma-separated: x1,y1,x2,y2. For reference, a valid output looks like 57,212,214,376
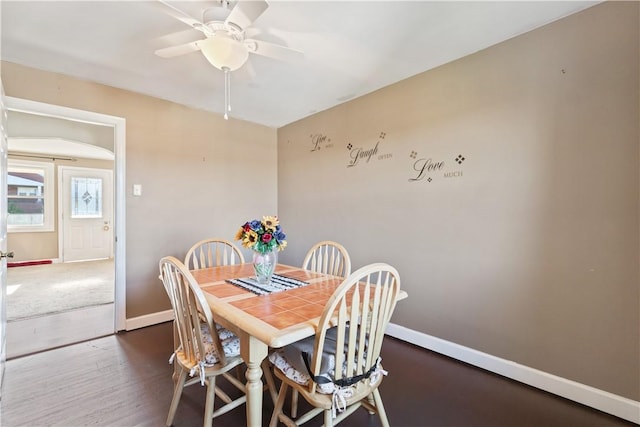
302,241,352,278
185,238,245,270
310,263,400,396
159,256,227,367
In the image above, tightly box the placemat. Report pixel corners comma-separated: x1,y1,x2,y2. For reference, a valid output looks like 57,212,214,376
226,273,309,295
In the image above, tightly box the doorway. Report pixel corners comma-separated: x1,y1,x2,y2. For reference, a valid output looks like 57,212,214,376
59,166,113,262
3,97,125,358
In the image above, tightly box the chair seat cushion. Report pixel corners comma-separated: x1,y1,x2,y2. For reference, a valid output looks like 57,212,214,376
199,323,240,366
269,327,343,395
269,325,385,397
269,347,335,394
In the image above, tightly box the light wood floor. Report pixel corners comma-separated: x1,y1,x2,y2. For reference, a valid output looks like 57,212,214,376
6,303,114,358
1,322,633,427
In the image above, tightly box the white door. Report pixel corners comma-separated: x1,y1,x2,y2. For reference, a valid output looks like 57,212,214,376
60,167,113,262
0,84,9,398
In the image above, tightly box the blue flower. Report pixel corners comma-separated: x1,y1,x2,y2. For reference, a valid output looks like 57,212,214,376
274,230,286,242
236,216,287,253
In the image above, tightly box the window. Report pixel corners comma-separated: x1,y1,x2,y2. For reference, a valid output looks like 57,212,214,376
71,176,103,218
8,159,54,232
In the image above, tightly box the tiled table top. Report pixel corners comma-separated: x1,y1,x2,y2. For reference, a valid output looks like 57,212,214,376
192,263,343,331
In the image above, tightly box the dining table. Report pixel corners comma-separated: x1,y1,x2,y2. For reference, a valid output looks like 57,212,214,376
190,262,407,427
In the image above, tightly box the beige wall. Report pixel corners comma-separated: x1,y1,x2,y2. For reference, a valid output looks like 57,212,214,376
1,63,278,318
0,0,637,404
277,2,639,400
7,156,113,262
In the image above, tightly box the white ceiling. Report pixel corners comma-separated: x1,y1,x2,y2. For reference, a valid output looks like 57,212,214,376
1,1,600,129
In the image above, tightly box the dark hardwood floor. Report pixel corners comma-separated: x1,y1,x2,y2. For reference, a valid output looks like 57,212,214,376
1,321,634,427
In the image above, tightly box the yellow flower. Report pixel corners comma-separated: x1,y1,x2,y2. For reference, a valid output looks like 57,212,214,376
277,240,288,251
242,230,258,249
262,215,279,231
234,227,245,241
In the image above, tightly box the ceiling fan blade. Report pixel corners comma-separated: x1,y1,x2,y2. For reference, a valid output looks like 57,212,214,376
225,0,269,31
243,60,257,80
155,0,211,36
155,41,201,58
245,39,304,62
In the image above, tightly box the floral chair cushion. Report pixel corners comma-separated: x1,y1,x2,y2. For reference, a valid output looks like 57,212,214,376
269,328,389,420
171,323,241,386
200,323,240,366
268,327,341,395
268,325,384,396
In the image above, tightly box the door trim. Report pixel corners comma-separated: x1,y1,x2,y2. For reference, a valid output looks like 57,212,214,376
5,97,126,331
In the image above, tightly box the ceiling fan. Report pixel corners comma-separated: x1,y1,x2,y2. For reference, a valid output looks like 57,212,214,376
155,0,303,120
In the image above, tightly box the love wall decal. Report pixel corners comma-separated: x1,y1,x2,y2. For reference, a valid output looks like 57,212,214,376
408,152,466,183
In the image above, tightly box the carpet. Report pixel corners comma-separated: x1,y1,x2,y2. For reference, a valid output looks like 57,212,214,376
8,259,53,267
6,259,114,321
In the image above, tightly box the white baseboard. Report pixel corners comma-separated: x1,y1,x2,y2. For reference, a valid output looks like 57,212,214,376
385,323,640,424
125,309,173,331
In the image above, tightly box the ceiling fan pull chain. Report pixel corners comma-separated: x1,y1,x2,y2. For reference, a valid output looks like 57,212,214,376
227,69,231,113
223,67,230,120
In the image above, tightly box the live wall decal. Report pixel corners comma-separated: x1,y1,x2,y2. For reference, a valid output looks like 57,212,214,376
309,133,334,152
408,152,466,183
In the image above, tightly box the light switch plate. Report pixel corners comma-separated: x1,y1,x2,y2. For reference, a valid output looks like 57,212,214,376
133,184,142,196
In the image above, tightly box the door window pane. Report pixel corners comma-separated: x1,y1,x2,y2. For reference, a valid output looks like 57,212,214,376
71,177,103,218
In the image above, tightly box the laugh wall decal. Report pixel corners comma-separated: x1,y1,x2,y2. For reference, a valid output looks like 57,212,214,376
346,131,392,168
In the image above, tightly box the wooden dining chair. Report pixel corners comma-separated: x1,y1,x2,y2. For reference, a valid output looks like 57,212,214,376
302,241,351,278
185,238,245,270
284,240,352,417
268,263,401,427
159,256,247,427
183,238,278,401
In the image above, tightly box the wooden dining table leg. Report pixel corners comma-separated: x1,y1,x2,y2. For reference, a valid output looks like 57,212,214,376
240,333,268,427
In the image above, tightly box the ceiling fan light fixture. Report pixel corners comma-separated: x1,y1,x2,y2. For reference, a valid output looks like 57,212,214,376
198,36,248,71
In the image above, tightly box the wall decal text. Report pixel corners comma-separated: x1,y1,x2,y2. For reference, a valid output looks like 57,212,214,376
409,152,467,183
346,131,392,167
309,133,333,152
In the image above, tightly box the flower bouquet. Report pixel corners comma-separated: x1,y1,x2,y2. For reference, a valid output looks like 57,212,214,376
235,216,287,284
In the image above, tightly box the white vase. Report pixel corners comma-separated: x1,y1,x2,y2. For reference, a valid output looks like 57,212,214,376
252,250,277,284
